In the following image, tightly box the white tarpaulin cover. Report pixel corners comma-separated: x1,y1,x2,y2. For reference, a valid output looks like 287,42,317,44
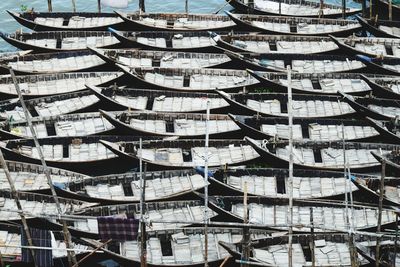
101,0,128,8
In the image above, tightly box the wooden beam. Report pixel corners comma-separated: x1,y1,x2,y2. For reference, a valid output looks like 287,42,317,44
375,160,385,267
47,0,52,12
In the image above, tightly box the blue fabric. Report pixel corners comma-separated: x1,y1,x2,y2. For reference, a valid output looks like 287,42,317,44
195,166,214,178
356,54,373,62
21,227,52,267
53,182,66,190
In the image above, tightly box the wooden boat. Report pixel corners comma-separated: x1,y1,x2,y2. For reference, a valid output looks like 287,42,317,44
229,114,379,142
119,65,260,92
7,10,126,31
0,160,89,193
100,110,241,139
100,139,261,170
360,74,400,99
0,190,94,222
208,167,360,200
247,70,373,95
245,137,397,172
0,112,115,140
68,200,217,239
356,55,400,76
0,31,120,53
83,227,268,267
90,47,232,69
109,29,220,52
56,169,208,204
0,71,122,99
220,233,373,267
356,241,399,267
356,15,400,39
339,91,400,120
224,50,367,74
88,85,230,113
211,32,339,55
364,117,400,144
0,136,143,175
226,11,362,36
115,11,236,31
371,150,400,176
0,90,100,123
378,0,400,20
209,196,398,232
330,36,400,59
227,0,361,18
0,50,109,75
352,175,400,206
216,91,356,119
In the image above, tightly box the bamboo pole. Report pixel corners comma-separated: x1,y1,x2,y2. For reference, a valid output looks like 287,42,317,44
204,100,210,267
342,0,346,18
310,207,315,267
72,0,76,12
140,139,147,267
72,239,112,267
0,151,38,267
241,182,249,267
394,213,398,265
97,0,101,13
375,160,385,267
287,65,293,267
47,0,52,12
389,0,392,20
9,68,78,267
185,0,189,15
139,0,145,13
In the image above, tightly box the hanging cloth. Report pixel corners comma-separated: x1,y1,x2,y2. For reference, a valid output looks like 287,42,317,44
21,227,53,267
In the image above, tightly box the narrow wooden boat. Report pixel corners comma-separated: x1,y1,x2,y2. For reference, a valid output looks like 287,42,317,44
68,200,216,239
209,196,398,232
83,227,268,267
220,233,373,267
0,31,120,53
100,139,261,170
0,160,89,193
331,36,400,59
352,175,400,206
245,137,396,172
109,29,220,52
115,11,236,31
364,117,400,144
0,136,143,175
100,110,241,139
247,70,373,95
227,0,361,18
224,50,366,74
0,112,115,140
229,114,379,142
119,65,260,92
371,150,400,175
89,47,232,69
356,15,400,39
226,11,362,36
56,169,208,204
360,74,400,99
339,91,400,120
7,10,125,31
88,85,230,113
211,32,339,54
208,167,360,200
0,50,109,75
356,55,400,76
216,91,356,119
0,90,100,123
0,71,122,99
356,241,399,267
0,190,94,222
378,0,400,20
